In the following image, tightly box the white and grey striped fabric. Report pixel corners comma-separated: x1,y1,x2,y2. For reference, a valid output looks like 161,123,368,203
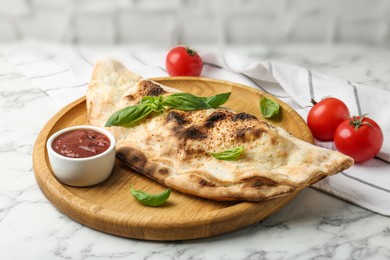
8,42,390,216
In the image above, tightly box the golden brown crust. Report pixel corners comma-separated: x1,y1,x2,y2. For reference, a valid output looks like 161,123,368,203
165,174,298,201
86,60,354,202
115,145,299,201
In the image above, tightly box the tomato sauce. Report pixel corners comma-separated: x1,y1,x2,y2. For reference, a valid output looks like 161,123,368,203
52,129,111,158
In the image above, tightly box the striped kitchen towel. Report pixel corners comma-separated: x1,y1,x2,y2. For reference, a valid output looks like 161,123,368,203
8,41,390,216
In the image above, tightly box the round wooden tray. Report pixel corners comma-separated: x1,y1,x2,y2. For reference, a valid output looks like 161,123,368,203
33,77,313,241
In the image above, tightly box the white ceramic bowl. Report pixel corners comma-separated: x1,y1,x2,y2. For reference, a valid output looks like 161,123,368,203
46,125,116,187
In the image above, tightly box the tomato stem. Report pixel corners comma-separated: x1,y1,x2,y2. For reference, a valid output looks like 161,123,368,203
185,46,197,56
349,114,372,131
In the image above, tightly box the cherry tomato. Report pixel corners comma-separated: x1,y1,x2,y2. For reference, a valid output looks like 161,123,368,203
334,116,383,163
166,46,203,77
307,97,350,141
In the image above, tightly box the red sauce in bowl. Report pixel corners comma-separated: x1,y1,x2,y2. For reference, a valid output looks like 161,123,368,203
52,129,111,158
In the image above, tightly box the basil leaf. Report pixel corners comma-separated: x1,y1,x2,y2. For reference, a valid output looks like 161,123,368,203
260,97,280,118
106,92,232,128
201,92,231,108
105,103,152,127
209,146,245,160
141,96,164,113
161,93,212,111
130,187,171,207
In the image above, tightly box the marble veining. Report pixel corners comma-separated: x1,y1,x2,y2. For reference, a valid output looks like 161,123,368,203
1,44,390,260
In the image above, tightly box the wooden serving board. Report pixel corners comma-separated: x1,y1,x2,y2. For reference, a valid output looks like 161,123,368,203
33,77,313,241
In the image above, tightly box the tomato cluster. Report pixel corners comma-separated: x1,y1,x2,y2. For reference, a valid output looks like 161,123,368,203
307,98,383,163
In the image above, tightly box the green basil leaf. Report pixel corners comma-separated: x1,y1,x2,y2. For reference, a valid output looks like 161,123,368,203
209,146,245,160
260,97,280,118
161,93,212,111
130,187,171,207
201,92,231,108
141,96,164,113
105,103,153,127
106,92,232,128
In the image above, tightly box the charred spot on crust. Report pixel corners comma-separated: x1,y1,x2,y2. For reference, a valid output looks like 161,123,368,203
205,111,227,128
199,178,216,187
236,128,248,140
116,147,147,170
173,125,207,140
158,167,170,175
124,81,167,102
172,125,184,135
184,126,207,139
236,127,264,141
232,112,257,122
243,177,277,188
183,148,207,159
166,111,189,125
144,163,171,179
252,128,265,138
139,80,167,96
189,174,217,187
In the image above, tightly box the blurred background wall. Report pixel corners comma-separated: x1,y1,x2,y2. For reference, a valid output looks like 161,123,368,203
1,0,390,48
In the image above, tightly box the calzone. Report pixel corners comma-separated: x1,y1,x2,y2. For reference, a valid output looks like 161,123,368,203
86,60,353,201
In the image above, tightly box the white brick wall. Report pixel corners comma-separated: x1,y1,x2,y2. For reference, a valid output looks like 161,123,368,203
0,0,389,47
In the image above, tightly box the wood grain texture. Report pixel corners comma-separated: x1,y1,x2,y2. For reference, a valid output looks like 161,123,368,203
33,77,313,241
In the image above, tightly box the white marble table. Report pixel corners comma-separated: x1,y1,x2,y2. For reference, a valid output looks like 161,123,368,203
1,43,390,260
